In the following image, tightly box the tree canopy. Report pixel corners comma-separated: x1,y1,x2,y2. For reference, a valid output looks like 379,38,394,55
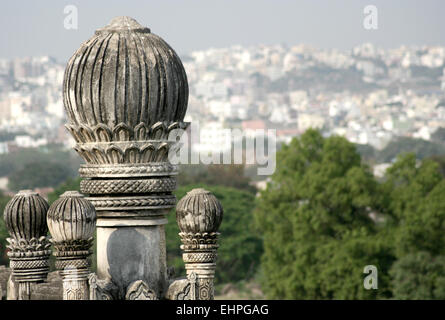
253,129,445,299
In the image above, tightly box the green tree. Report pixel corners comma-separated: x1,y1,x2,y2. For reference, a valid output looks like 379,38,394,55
178,164,256,194
377,137,445,163
383,153,445,257
8,161,75,191
382,153,445,299
254,129,393,299
390,252,445,299
166,184,262,283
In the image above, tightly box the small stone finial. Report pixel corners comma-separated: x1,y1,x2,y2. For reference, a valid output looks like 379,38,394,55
3,190,49,240
176,188,223,234
171,188,223,300
3,191,51,299
47,191,97,300
47,191,96,242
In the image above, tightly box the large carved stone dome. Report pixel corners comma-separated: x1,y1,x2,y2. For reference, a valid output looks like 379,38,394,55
63,16,188,142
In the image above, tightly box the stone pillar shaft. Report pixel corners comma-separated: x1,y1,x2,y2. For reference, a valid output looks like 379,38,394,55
96,217,167,299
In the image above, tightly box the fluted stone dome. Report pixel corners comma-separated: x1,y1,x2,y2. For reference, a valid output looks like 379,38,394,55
63,16,189,142
47,191,96,242
176,189,223,234
3,190,49,240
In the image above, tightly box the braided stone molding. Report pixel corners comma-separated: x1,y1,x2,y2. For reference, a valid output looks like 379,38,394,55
79,163,178,178
88,195,177,210
55,258,90,270
182,252,217,264
80,178,176,194
10,258,50,270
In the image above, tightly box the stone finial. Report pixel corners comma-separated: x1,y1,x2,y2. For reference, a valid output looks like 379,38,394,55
47,191,96,300
63,16,188,143
176,188,223,234
3,190,49,240
47,191,96,242
171,188,223,300
3,190,51,299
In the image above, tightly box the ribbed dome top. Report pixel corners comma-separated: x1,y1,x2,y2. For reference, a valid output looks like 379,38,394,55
47,191,96,242
176,188,223,234
3,190,49,240
63,16,188,129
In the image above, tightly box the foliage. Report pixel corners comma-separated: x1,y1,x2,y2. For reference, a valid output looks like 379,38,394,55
178,164,256,194
390,252,445,299
0,145,81,188
428,155,445,177
383,154,445,257
8,161,74,191
254,129,394,299
377,137,445,163
166,184,262,283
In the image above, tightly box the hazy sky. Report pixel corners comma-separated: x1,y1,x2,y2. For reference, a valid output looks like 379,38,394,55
0,0,444,62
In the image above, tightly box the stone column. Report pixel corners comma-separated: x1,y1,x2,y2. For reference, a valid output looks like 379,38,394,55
47,191,96,300
176,189,223,300
62,16,189,300
3,190,51,300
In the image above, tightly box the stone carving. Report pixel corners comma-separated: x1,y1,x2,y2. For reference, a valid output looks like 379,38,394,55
88,195,177,211
67,122,188,144
47,191,96,300
79,163,178,178
176,189,223,233
169,189,223,300
63,16,189,299
3,190,51,300
73,141,180,165
87,274,115,300
125,280,157,300
165,279,191,300
63,16,188,131
80,177,176,194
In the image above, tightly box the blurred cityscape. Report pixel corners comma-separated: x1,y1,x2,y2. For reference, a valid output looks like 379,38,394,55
1,42,445,186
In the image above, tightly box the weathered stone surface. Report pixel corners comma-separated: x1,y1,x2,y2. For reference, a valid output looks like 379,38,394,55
0,267,63,300
0,265,10,299
47,191,96,300
168,189,223,300
47,191,96,242
63,16,188,136
3,191,51,299
63,16,189,299
176,188,223,234
3,190,48,240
